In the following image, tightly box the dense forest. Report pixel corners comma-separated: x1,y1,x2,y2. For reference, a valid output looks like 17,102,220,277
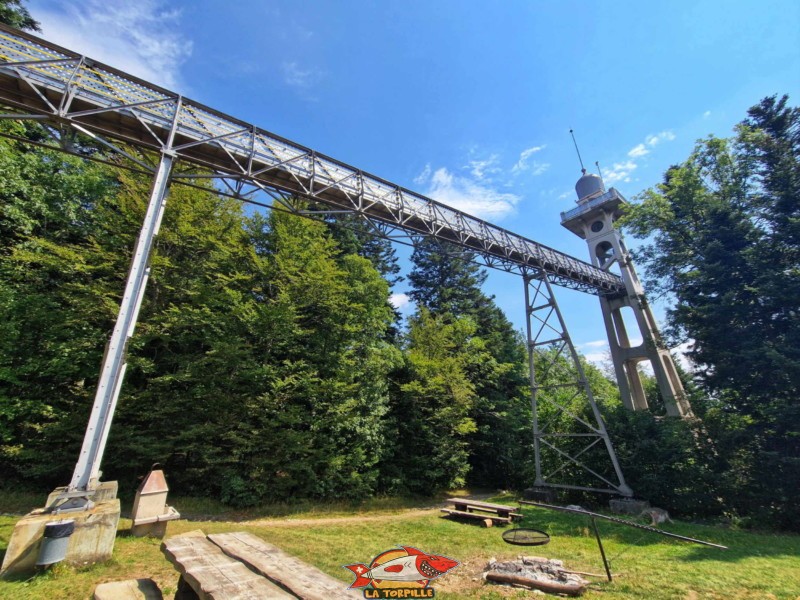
0,4,797,530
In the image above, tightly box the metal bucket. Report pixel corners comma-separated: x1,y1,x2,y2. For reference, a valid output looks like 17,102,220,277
36,519,75,566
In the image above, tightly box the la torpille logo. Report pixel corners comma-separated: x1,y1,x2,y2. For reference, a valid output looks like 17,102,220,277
344,546,459,598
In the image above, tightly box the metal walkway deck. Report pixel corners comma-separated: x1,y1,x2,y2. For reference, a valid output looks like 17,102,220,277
0,23,623,295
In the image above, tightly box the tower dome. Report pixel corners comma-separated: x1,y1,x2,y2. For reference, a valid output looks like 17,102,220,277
575,172,605,202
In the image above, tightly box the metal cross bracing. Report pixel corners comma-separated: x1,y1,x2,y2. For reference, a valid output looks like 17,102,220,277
524,273,632,497
0,23,622,296
0,23,632,503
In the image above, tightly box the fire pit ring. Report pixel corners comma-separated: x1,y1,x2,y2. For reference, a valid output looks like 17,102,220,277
502,528,550,546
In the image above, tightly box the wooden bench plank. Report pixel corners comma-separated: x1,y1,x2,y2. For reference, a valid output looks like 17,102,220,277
451,506,524,518
441,509,511,524
162,532,294,600
445,498,519,512
446,500,522,520
208,532,359,600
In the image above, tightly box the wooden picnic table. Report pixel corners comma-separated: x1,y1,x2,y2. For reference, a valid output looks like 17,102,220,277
441,498,523,526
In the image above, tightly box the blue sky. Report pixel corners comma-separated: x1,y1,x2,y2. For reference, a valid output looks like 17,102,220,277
29,0,800,365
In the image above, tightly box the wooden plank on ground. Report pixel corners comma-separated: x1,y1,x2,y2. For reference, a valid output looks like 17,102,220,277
208,532,359,600
162,532,294,600
441,509,511,524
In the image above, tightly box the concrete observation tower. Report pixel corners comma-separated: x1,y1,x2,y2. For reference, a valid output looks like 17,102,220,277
560,172,693,418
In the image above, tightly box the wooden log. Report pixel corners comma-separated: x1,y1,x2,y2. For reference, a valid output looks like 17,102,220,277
559,569,607,579
208,532,359,599
484,572,586,596
520,557,604,580
482,519,493,528
162,532,293,600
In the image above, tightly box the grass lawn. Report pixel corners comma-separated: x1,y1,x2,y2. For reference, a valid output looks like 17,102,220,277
1,491,798,599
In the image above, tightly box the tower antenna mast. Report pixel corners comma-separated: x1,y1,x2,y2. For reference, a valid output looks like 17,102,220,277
595,160,604,184
570,129,586,173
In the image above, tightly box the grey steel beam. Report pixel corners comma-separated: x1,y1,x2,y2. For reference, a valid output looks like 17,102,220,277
66,152,174,499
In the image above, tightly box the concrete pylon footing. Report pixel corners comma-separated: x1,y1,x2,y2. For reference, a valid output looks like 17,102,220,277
46,481,119,508
609,498,651,515
523,487,558,503
0,498,121,576
94,578,163,600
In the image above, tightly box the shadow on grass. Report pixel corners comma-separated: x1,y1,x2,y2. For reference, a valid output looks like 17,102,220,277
0,568,37,583
171,493,451,523
519,506,800,562
0,488,44,515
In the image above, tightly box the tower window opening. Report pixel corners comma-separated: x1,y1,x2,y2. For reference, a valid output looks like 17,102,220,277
595,241,614,262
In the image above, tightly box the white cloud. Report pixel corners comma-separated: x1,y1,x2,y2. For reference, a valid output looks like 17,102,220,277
577,340,610,370
608,130,676,185
580,340,608,349
413,163,432,186
466,154,501,180
529,162,551,176
627,143,649,158
513,145,548,174
281,61,321,91
625,130,675,161
415,165,520,220
602,160,638,184
703,110,712,119
389,293,411,310
35,0,192,90
644,131,676,147
584,351,609,366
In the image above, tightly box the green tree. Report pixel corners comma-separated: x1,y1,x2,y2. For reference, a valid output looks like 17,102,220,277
406,238,532,489
0,119,400,504
208,206,399,504
408,238,487,317
386,310,480,493
102,169,269,497
0,0,40,31
621,94,799,528
0,123,117,484
311,207,403,287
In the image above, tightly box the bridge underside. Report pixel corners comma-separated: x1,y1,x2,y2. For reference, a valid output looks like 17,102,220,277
0,23,622,296
0,23,632,500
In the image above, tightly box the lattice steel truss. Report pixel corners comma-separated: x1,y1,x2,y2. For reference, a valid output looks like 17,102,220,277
0,23,632,503
0,23,622,295
524,274,632,496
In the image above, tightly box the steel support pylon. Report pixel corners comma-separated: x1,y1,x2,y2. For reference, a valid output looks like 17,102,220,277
52,152,174,509
524,272,632,496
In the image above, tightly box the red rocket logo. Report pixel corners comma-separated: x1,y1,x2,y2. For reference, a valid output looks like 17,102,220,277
344,546,459,596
